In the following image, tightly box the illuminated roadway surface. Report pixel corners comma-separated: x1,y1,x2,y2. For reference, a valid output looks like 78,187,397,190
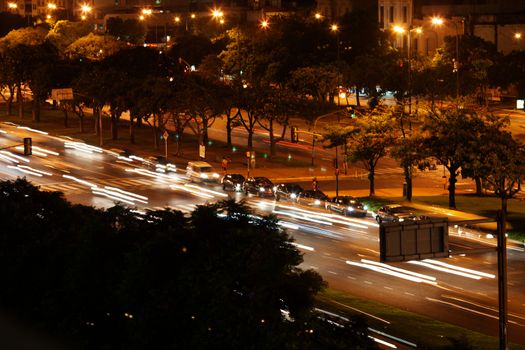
2,123,525,348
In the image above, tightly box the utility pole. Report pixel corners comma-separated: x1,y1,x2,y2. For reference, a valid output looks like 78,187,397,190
497,209,508,350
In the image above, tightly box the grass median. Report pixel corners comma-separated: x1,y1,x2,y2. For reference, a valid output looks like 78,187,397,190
317,289,525,350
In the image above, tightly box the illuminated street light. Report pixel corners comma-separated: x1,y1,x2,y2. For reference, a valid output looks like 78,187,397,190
46,14,52,19
219,18,225,25
431,16,444,26
81,14,86,20
212,9,223,19
191,13,196,19
314,13,322,20
81,4,91,13
392,25,405,34
260,19,269,29
174,16,180,23
47,3,57,10
330,24,338,32
7,2,17,9
141,8,152,15
138,15,144,21
515,32,522,40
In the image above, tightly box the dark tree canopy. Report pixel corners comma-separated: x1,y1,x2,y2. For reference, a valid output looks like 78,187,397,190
0,178,374,350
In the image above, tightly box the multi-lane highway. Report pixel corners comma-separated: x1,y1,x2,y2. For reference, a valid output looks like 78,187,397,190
1,122,525,347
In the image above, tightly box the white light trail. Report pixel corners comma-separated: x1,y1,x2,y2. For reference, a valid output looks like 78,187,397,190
62,174,98,188
422,259,495,279
0,129,7,134
407,260,482,280
17,165,53,176
7,165,42,176
346,260,437,285
361,259,436,281
185,183,228,197
278,221,299,230
369,336,397,349
272,209,333,225
291,242,315,251
170,184,215,199
0,150,29,163
17,126,48,135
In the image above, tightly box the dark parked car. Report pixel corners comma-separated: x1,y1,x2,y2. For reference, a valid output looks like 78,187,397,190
375,204,418,223
296,190,329,207
222,174,245,192
326,196,367,217
243,177,274,197
274,184,303,201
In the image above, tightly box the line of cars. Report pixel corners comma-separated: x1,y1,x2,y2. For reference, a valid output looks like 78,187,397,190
118,156,421,222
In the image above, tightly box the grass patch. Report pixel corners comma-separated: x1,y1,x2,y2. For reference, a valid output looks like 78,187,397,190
317,289,525,350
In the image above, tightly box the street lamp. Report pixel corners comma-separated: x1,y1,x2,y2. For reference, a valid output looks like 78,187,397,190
314,12,322,20
80,4,91,20
515,32,522,40
260,19,269,29
431,16,461,99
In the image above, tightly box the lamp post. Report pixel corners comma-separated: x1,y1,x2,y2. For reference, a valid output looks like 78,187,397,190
80,4,91,20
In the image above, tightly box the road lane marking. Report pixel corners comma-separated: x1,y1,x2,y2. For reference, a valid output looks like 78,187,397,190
327,300,391,324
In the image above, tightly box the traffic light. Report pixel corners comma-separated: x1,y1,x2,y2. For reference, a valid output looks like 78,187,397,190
23,137,32,156
290,126,299,143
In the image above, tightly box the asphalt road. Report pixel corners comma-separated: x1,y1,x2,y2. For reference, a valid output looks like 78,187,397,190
2,123,525,348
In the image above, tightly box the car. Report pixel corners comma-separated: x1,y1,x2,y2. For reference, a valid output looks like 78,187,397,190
326,196,367,217
222,174,245,192
274,183,303,201
375,204,418,223
145,156,177,173
186,161,220,183
243,177,274,197
296,190,329,207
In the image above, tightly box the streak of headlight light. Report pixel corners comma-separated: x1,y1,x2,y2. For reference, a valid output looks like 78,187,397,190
7,165,42,176
170,184,215,199
62,174,98,188
407,260,482,280
422,259,495,279
184,184,228,197
117,156,134,162
275,203,369,228
346,260,437,285
104,186,148,202
32,146,60,156
126,168,167,181
129,155,145,162
17,126,48,135
0,150,29,162
91,190,136,205
278,221,299,230
130,209,147,216
17,165,52,176
0,129,7,134
64,142,93,154
361,259,436,281
0,153,19,163
368,328,417,348
291,242,314,251
76,143,103,153
368,336,397,349
94,188,147,204
272,209,333,225
15,146,47,157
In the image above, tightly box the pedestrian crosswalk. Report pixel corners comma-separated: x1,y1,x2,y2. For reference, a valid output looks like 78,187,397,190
39,177,160,194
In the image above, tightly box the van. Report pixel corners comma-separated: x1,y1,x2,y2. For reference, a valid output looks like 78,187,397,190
186,161,220,183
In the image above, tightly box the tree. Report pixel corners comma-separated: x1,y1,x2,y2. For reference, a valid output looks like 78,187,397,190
288,65,339,103
0,179,377,350
350,112,395,196
46,20,92,55
106,17,146,45
421,107,487,208
64,33,123,61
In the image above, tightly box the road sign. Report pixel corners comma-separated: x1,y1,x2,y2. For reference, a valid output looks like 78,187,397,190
199,144,205,158
163,130,169,140
51,88,74,101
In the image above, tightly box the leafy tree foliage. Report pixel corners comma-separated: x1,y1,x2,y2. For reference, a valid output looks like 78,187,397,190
106,17,146,45
46,20,92,54
64,33,123,61
0,178,374,350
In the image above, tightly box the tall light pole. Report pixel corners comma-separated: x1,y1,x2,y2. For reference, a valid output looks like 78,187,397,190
330,23,341,197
